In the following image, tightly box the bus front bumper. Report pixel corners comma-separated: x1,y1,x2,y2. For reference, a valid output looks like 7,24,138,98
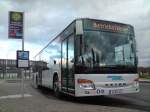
75,74,140,97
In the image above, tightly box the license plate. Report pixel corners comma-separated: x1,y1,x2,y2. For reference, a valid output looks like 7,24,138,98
109,89,122,94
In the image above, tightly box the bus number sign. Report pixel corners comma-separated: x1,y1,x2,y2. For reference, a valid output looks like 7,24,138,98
96,89,104,94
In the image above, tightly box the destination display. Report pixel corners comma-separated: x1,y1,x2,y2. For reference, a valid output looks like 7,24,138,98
93,22,128,32
83,19,130,33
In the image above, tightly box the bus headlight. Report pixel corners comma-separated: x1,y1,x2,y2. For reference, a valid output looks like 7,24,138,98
77,79,95,90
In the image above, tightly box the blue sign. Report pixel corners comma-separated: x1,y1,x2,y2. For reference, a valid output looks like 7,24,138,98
16,51,29,68
18,51,29,60
107,76,124,81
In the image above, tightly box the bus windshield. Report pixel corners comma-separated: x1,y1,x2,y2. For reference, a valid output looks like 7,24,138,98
77,30,136,69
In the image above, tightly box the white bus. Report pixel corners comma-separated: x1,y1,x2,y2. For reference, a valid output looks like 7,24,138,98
33,18,139,97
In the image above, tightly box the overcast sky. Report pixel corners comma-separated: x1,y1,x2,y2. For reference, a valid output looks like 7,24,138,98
0,0,150,67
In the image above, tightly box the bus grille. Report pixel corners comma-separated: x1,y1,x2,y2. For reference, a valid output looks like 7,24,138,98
96,82,132,88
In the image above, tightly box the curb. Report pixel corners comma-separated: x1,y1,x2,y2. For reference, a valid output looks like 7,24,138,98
139,80,150,83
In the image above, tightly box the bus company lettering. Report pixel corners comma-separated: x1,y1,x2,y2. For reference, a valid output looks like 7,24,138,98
93,22,128,32
107,76,124,81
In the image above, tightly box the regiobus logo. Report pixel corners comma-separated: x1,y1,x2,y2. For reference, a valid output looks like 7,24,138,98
107,76,124,81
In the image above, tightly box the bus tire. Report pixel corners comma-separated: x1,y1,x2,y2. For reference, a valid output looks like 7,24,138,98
53,75,61,97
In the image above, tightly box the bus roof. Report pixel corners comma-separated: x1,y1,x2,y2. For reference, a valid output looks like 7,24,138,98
78,18,133,27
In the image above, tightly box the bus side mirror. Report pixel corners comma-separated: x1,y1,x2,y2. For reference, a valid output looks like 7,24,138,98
76,20,83,35
135,56,138,65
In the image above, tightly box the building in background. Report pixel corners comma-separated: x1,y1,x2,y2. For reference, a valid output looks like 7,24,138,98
0,59,46,79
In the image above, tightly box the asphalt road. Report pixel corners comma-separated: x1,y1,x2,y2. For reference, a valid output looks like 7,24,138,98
101,82,150,111
52,82,150,112
124,83,150,109
0,80,150,112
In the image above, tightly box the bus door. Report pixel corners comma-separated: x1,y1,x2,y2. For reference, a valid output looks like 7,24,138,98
62,39,67,91
67,35,75,93
61,35,75,93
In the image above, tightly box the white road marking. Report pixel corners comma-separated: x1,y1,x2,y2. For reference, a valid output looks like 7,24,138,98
0,94,32,100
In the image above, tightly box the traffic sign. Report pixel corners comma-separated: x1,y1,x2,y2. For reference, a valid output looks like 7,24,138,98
16,51,29,68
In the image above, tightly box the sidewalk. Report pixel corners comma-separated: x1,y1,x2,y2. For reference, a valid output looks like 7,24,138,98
0,80,4,84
